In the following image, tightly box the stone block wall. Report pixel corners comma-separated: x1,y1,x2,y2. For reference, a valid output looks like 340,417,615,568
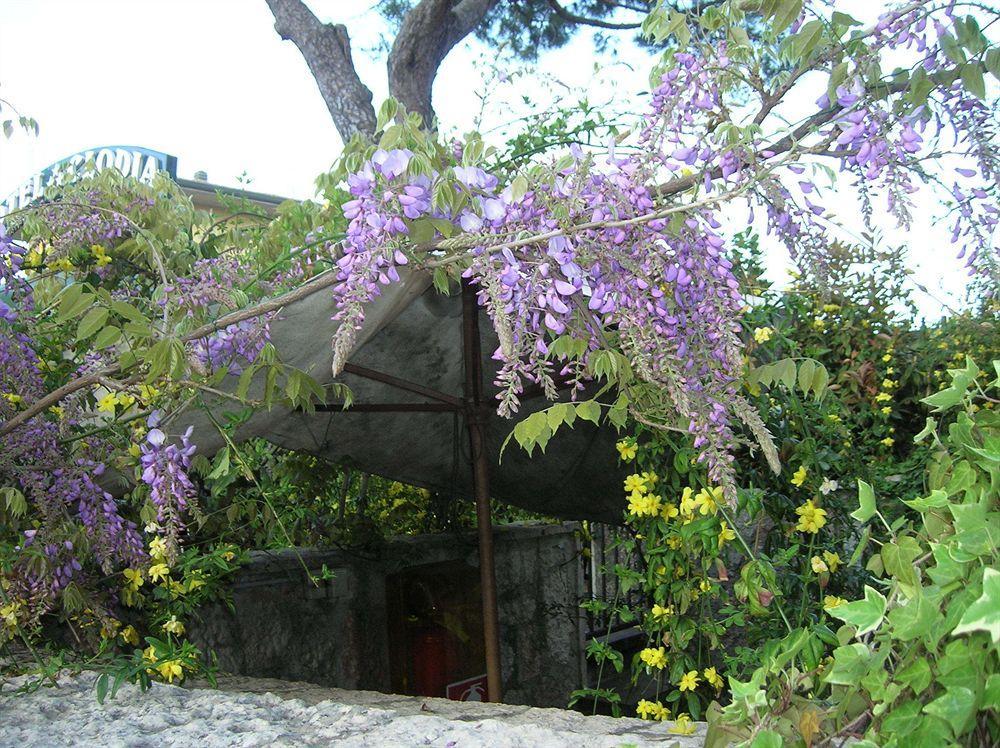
190,522,587,707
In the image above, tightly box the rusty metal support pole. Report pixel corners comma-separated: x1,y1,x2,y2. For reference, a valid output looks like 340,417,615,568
461,280,503,703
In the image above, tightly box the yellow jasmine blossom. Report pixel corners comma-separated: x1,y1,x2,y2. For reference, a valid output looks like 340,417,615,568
96,393,119,413
157,660,184,683
661,503,679,520
811,556,828,574
718,520,736,549
639,647,668,670
753,326,773,343
699,579,712,593
143,645,158,663
875,392,892,402
791,465,808,487
221,551,236,562
123,568,144,590
162,616,185,635
881,378,897,389
624,474,647,495
666,536,683,550
703,666,724,689
2,393,22,405
121,625,140,645
695,486,722,515
49,256,75,272
628,493,662,518
679,487,698,518
678,670,701,692
822,304,840,313
881,437,894,447
822,551,841,573
149,537,168,560
90,245,112,267
795,500,827,534
651,604,674,623
882,353,892,362
641,471,659,488
823,595,846,610
636,699,660,720
669,713,696,735
148,563,170,583
886,367,895,375
880,406,891,416
616,440,637,461
812,318,825,330
826,413,841,423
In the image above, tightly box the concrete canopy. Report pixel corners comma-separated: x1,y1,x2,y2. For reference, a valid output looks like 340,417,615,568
180,269,627,523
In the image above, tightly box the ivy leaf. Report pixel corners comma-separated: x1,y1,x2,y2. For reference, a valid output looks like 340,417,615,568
749,730,783,748
824,642,871,685
851,479,876,523
895,657,932,695
952,567,1000,644
923,686,976,737
828,585,886,636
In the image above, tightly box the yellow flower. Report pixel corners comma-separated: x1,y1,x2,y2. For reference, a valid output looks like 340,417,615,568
679,487,698,518
138,384,160,403
616,439,638,461
661,503,679,520
791,465,808,487
148,563,170,583
886,367,895,375
821,303,840,313
624,474,647,495
157,660,184,683
123,568,144,590
718,520,736,549
823,595,846,610
880,406,891,416
881,437,894,447
96,393,119,413
812,318,825,330
90,245,111,267
628,493,662,518
641,471,659,488
694,486,722,515
669,713,696,735
678,670,701,692
221,551,236,562
826,413,841,423
143,645,158,663
703,666,724,689
149,537,168,560
875,392,892,402
822,551,841,573
636,699,670,720
795,500,827,534
811,556,828,573
881,378,897,390
699,579,712,593
121,625,140,645
2,393,22,406
162,616,185,635
666,536,682,550
753,326,773,344
651,604,674,623
882,353,892,362
49,256,75,272
639,647,667,670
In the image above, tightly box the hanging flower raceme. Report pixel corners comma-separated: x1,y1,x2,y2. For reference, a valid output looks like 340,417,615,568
138,413,198,561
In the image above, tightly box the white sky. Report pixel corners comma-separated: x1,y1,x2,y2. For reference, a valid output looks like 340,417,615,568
0,0,973,318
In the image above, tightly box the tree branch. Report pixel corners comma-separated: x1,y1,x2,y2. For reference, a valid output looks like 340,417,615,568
264,0,377,140
545,0,642,30
387,0,498,126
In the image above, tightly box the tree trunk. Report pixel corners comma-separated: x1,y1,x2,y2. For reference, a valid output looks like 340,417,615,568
265,0,377,140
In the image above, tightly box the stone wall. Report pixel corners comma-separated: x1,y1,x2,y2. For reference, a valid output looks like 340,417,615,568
190,522,587,707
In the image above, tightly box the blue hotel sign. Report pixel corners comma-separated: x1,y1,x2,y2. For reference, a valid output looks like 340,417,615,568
0,146,178,218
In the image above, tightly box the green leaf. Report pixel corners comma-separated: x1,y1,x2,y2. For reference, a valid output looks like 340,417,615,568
797,358,816,395
92,325,122,349
921,387,964,412
881,535,922,587
576,400,601,425
828,585,886,636
888,591,939,642
771,0,802,34
953,567,1000,644
0,487,26,517
852,479,877,523
824,642,871,685
960,62,986,99
76,306,110,341
895,657,932,695
923,686,976,737
750,730,783,748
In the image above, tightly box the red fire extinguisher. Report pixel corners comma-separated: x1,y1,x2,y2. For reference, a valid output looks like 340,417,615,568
412,625,450,697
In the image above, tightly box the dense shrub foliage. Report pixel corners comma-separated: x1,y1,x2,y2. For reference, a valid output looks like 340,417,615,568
0,1,997,744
